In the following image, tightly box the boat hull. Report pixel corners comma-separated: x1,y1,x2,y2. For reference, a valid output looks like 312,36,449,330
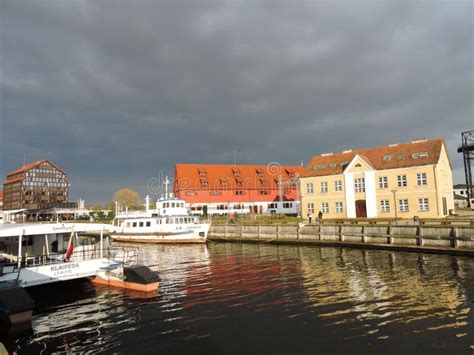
92,277,159,292
111,232,207,244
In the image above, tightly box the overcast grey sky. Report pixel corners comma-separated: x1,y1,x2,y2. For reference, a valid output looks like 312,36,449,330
0,0,472,203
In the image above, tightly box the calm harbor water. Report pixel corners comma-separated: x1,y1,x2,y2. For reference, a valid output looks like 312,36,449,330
2,242,474,354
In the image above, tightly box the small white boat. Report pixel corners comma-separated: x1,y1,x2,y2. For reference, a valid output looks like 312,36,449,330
111,196,210,244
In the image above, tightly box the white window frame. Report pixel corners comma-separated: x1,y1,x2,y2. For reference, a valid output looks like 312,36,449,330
335,201,343,213
380,200,390,213
321,202,329,214
306,182,314,194
418,198,429,212
397,175,407,187
379,176,388,189
354,178,365,193
320,181,328,193
416,173,427,186
398,199,409,212
307,203,314,214
334,180,343,192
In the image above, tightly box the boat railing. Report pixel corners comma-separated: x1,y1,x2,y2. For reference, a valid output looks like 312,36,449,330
108,246,139,266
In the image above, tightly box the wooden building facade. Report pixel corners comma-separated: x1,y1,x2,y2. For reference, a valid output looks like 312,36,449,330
3,160,75,211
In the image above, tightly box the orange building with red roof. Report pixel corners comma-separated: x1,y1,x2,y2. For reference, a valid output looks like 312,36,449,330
2,159,74,211
300,138,454,219
174,164,304,215
0,190,3,211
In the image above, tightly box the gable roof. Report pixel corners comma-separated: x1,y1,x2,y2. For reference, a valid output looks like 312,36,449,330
304,138,445,177
175,164,304,190
6,159,66,177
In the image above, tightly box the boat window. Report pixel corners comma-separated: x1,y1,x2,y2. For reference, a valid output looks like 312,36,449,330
146,221,151,227
172,203,175,208
139,222,144,227
180,218,184,223
166,218,171,224
126,222,130,228
133,222,137,227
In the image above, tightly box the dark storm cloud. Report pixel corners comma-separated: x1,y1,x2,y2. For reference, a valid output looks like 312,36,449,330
0,0,472,203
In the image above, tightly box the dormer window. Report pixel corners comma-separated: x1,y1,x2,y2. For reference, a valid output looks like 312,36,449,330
382,155,391,162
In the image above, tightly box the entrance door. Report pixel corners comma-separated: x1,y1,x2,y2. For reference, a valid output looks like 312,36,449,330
355,200,367,218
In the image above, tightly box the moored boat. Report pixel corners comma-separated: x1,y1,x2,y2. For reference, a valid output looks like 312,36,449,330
112,195,210,244
0,222,161,326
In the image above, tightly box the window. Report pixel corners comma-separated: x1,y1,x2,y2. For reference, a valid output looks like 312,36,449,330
258,190,269,195
335,202,343,213
397,175,407,187
382,155,391,162
418,198,429,211
234,190,245,195
320,182,328,193
354,178,365,192
321,202,329,214
306,183,314,194
380,200,390,213
379,176,388,188
307,203,314,214
416,173,427,186
146,221,151,227
132,222,137,227
139,222,144,227
398,199,409,212
334,180,343,192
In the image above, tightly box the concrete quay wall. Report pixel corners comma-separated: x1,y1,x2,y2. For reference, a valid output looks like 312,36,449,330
209,224,474,256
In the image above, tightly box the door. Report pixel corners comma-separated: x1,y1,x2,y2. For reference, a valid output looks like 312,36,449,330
442,197,447,215
355,200,367,218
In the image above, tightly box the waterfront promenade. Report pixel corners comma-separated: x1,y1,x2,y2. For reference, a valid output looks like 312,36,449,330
209,222,474,256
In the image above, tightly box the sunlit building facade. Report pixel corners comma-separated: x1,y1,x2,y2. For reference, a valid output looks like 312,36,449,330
300,138,454,219
3,159,74,211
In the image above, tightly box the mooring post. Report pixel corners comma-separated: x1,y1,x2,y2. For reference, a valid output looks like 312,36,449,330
452,227,458,248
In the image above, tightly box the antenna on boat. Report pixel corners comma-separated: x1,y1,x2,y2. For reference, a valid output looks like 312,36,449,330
145,195,150,211
163,176,170,198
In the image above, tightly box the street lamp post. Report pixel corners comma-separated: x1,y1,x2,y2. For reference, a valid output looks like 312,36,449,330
391,189,398,225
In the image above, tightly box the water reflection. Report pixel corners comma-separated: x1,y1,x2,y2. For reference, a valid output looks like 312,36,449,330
4,243,474,354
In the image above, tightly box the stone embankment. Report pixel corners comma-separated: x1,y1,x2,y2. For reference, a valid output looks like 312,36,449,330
208,223,474,256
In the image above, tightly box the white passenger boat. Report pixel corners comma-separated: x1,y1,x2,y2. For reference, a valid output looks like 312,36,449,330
0,222,160,325
111,191,210,243
111,196,210,244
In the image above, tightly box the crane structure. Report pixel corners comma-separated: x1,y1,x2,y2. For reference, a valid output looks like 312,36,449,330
458,130,474,207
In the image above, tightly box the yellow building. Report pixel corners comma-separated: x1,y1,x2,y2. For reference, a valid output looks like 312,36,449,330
300,138,454,219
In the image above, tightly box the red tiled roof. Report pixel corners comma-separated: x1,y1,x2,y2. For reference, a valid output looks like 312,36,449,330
7,159,67,177
3,176,24,185
304,138,445,177
175,164,305,191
